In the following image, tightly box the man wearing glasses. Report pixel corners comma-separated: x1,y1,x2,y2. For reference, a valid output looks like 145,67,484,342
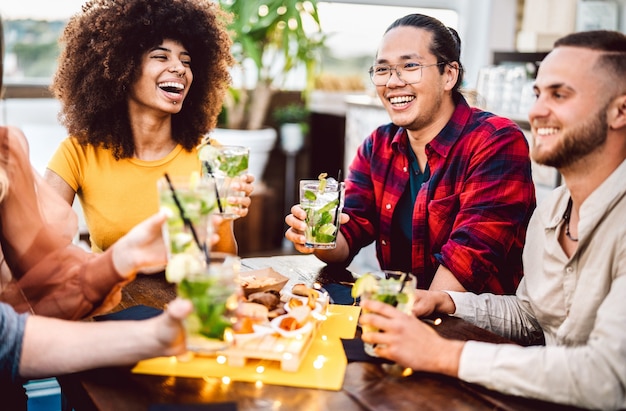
359,29,626,409
285,13,535,295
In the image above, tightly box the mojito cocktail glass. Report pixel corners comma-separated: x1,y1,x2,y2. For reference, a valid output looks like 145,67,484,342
176,252,241,354
158,174,215,260
299,178,345,249
199,144,249,220
359,271,417,357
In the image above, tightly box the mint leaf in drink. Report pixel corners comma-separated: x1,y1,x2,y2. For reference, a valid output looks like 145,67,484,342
218,151,248,177
304,190,317,201
179,277,234,339
377,294,398,305
317,198,339,215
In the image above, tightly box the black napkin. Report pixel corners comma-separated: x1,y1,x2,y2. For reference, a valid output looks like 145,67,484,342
341,337,393,364
149,402,237,411
93,305,163,321
323,283,354,305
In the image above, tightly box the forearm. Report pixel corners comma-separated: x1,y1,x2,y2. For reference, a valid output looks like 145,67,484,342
427,338,464,377
16,247,126,320
19,316,159,378
446,291,543,343
429,265,467,292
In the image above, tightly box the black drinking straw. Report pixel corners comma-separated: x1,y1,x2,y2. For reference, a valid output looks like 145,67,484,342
333,169,343,229
163,173,210,263
392,273,410,307
203,161,224,214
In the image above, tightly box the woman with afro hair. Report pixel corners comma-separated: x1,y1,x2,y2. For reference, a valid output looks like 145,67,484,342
45,0,253,255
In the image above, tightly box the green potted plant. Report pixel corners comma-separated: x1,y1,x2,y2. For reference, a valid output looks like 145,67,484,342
211,1,324,181
218,0,324,130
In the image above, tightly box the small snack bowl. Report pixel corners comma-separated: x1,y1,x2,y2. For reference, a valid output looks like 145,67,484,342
270,314,314,338
239,268,289,298
284,297,323,314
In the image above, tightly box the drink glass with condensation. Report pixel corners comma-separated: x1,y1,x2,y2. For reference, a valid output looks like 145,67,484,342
200,145,250,220
158,174,216,261
361,271,417,357
158,176,240,353
176,252,241,354
299,179,345,249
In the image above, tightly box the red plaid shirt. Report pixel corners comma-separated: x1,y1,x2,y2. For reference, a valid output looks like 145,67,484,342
341,95,535,294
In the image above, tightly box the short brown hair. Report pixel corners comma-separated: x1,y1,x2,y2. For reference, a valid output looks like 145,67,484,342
554,30,626,94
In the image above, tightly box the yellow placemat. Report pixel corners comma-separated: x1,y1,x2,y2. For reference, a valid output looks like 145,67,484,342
132,304,361,391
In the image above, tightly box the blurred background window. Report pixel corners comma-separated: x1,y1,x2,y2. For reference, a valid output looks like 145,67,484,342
1,0,457,88
315,2,457,93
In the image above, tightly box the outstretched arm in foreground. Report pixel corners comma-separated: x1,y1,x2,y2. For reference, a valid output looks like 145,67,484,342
19,298,192,379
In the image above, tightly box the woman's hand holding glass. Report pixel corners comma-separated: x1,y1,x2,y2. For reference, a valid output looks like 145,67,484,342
228,173,255,219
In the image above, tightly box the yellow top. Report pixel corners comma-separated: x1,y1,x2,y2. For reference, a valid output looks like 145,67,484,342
48,137,202,252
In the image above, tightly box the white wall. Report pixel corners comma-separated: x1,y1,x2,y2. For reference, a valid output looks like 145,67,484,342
0,98,66,174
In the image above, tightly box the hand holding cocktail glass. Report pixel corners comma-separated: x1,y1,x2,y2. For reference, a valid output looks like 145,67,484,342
159,173,241,354
284,173,349,254
198,142,251,220
352,272,417,356
354,271,418,376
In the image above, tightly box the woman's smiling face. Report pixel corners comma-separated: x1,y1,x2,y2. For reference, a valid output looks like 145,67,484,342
129,39,193,115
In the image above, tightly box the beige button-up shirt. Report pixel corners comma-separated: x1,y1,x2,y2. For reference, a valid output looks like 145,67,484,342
449,159,626,410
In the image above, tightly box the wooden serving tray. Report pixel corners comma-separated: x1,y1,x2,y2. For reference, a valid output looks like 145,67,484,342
225,326,316,372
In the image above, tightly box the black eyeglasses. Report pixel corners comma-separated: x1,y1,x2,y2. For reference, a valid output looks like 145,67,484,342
368,61,446,86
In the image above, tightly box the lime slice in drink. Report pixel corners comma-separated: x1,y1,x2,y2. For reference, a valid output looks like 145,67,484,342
316,233,336,243
351,273,378,299
318,223,336,236
317,172,328,193
395,293,409,305
165,253,203,283
197,144,220,163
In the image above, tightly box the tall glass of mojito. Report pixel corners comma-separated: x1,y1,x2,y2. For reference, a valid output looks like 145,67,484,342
198,144,250,220
173,252,241,354
158,173,216,259
159,175,239,353
352,271,417,357
299,174,345,249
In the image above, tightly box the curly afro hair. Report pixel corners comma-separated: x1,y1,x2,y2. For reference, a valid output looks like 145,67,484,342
51,0,234,159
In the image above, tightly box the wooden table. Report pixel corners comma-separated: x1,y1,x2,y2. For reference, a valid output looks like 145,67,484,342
58,256,585,411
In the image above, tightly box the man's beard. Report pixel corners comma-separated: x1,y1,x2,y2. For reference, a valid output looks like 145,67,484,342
532,106,608,169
